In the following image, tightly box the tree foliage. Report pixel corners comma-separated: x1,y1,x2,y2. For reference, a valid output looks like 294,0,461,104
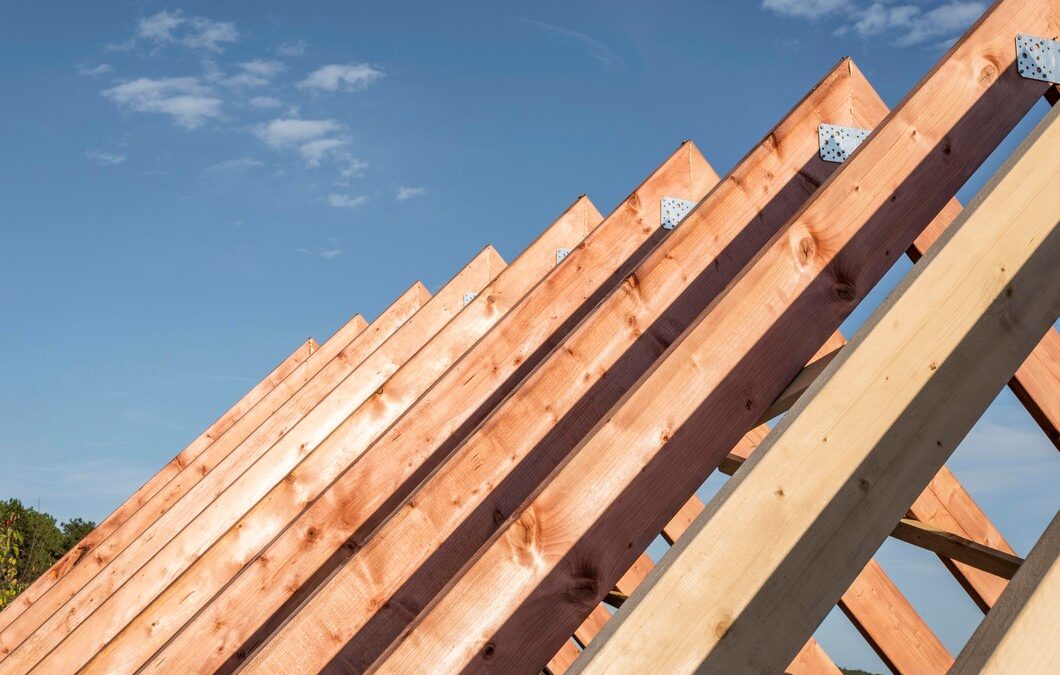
0,499,95,608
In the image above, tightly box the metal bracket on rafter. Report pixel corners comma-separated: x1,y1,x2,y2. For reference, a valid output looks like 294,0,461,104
819,124,871,163
463,292,477,306
661,196,696,231
1016,33,1059,83
556,248,572,265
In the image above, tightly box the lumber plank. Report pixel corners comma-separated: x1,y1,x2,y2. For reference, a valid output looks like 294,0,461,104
164,140,716,675
0,284,424,655
576,85,1060,675
0,249,502,672
370,3,1058,671
0,335,321,630
909,466,1019,609
891,519,1023,580
84,198,600,675
245,59,878,675
545,640,581,675
950,512,1060,673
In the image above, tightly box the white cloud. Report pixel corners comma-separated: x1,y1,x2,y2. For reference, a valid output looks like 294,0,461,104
765,1,986,47
762,0,849,18
77,63,112,77
320,249,343,259
300,138,348,167
137,10,184,41
136,10,238,53
240,59,285,78
298,64,383,92
277,39,307,56
327,194,368,209
210,60,285,89
340,157,369,180
206,157,264,172
103,77,222,129
85,150,126,165
894,2,986,46
396,186,426,200
255,118,341,147
248,96,283,109
523,19,627,72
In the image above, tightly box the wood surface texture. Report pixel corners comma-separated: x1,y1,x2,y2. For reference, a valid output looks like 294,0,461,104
576,81,1060,675
368,3,1057,671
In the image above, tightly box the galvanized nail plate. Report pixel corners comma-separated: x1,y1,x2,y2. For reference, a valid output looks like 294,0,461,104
661,196,696,231
556,248,572,265
463,292,477,306
819,124,871,163
1016,33,1059,84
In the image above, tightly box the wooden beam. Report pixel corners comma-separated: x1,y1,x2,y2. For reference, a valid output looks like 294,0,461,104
891,519,1023,580
368,3,1057,671
0,283,425,649
170,141,716,675
951,512,1060,674
243,58,867,675
545,639,581,675
2,248,504,671
0,334,321,630
81,199,606,674
577,85,1060,675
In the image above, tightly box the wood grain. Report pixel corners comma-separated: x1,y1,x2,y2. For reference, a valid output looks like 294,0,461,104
248,59,870,675
577,86,1060,675
0,285,424,653
2,248,502,672
371,3,1057,671
89,198,600,674
951,512,1060,673
0,335,321,631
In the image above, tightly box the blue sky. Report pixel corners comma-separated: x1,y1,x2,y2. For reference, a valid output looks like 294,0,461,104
0,1,1055,671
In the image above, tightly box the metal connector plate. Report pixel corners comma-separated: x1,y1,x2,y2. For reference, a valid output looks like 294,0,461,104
661,196,696,231
819,124,870,163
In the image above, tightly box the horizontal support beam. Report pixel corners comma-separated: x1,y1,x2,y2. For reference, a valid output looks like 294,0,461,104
891,519,1023,580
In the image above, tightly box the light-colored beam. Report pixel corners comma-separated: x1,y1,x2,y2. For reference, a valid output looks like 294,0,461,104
369,3,1057,671
244,58,865,675
577,82,1060,675
951,512,1060,674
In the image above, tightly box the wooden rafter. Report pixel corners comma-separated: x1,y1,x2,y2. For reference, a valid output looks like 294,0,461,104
84,197,603,674
0,334,322,631
365,2,1057,671
576,80,1060,675
2,247,505,671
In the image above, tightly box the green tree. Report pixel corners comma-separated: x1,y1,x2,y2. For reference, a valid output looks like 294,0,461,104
0,499,95,606
0,509,24,607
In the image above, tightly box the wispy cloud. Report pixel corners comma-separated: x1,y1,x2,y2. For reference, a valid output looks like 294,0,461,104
298,64,383,92
248,96,283,109
277,39,307,57
77,63,112,77
103,77,222,129
396,186,426,201
256,118,351,167
320,249,343,259
136,10,238,53
762,0,850,19
763,1,986,47
523,18,626,72
327,193,368,209
85,149,126,165
206,157,264,172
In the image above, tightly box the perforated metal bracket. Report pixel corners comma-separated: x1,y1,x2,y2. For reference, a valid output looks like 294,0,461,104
1016,33,1059,83
819,124,871,163
463,292,477,306
661,197,695,230
556,248,572,265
